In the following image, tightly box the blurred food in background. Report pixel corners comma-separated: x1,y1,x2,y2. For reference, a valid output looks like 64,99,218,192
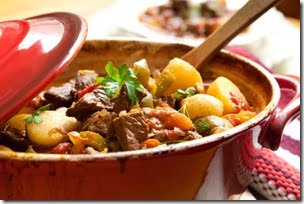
139,0,236,38
0,0,299,75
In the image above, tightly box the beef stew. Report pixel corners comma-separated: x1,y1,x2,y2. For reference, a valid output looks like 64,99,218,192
0,57,256,154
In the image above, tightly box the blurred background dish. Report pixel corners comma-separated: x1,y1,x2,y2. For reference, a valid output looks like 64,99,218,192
0,0,299,75
111,0,299,74
113,0,280,45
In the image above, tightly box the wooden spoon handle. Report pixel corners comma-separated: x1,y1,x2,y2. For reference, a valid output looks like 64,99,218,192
182,0,282,68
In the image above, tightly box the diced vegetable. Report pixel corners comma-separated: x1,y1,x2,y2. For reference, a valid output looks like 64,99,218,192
181,94,224,119
133,59,150,88
194,116,233,136
79,131,107,151
86,146,108,154
26,111,80,147
148,77,157,96
68,131,88,154
223,111,257,126
133,59,158,95
140,92,154,108
207,77,250,114
156,58,203,96
155,69,175,97
6,114,31,131
78,84,99,99
193,119,211,136
141,139,161,149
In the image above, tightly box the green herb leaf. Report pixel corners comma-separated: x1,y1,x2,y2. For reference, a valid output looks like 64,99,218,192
184,87,197,96
23,104,50,124
118,64,129,80
23,116,34,124
104,81,121,98
36,104,51,112
105,62,120,81
95,77,104,84
172,87,197,100
96,62,144,104
33,114,43,124
172,90,186,100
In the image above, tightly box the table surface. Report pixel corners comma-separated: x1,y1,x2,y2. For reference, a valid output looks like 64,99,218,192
0,0,299,201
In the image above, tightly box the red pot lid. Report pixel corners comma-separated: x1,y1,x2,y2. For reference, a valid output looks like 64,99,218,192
0,12,87,123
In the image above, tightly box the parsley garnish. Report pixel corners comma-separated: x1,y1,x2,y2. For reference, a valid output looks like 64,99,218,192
95,62,144,104
172,87,197,100
23,104,50,124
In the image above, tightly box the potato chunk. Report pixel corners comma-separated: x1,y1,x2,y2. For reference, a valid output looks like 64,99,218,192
207,77,249,114
181,94,224,120
156,58,203,95
6,114,30,131
26,111,80,147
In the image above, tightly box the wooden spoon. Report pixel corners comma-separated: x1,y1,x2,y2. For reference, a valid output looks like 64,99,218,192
182,0,283,68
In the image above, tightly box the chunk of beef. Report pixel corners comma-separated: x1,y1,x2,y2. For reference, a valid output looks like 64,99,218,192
81,110,117,138
0,125,31,151
107,139,122,152
75,70,98,91
148,129,167,142
112,111,149,151
148,128,189,142
143,107,201,141
112,108,202,151
113,86,132,114
32,91,49,109
44,80,76,109
113,85,146,114
67,87,113,120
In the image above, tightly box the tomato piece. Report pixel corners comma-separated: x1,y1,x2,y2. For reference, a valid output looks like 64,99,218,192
77,84,99,99
223,111,257,126
229,91,254,112
51,142,72,154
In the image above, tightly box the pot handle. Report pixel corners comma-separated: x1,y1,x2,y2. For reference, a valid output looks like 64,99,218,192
258,74,300,150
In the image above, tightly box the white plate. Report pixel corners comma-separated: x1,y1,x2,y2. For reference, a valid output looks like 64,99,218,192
113,0,286,46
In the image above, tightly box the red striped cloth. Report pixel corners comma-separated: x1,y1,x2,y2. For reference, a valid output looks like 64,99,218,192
226,46,300,200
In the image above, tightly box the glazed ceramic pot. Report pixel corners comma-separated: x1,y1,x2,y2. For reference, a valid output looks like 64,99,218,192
0,39,300,200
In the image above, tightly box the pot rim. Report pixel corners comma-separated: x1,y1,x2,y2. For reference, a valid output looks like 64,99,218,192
0,38,281,162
